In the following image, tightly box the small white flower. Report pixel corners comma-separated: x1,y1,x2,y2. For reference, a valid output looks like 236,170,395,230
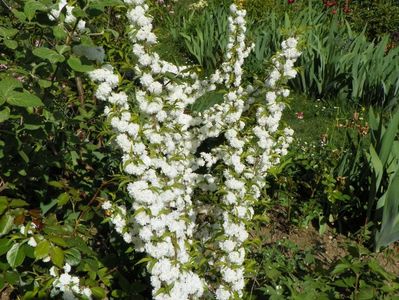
28,237,37,247
102,201,112,210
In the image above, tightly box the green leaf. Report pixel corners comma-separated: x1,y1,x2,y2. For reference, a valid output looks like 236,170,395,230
12,9,26,22
67,56,94,72
65,248,81,266
0,238,12,256
7,91,43,107
91,287,106,299
0,214,14,236
4,39,18,50
71,6,87,18
53,25,67,40
5,271,19,284
55,45,71,55
358,287,376,299
6,243,25,268
0,27,18,38
24,0,47,21
50,246,64,268
369,144,384,191
88,0,123,12
9,199,28,208
0,107,10,122
18,150,29,163
40,198,58,215
379,109,399,166
57,193,69,207
48,236,67,247
0,78,23,102
34,240,51,260
0,197,7,215
38,79,52,89
48,181,64,189
331,262,351,275
32,47,65,64
375,167,399,250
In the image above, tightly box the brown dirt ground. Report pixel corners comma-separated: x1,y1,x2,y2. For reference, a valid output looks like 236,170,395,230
256,206,399,276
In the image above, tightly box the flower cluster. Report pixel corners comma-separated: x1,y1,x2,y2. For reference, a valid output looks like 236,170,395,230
50,264,92,300
49,0,86,32
18,223,91,300
90,0,301,299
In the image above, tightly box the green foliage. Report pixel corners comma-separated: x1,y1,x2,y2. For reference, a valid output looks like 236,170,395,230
249,238,399,299
0,0,150,298
285,8,399,108
367,109,399,251
159,0,230,72
348,0,399,42
0,0,398,298
163,0,399,107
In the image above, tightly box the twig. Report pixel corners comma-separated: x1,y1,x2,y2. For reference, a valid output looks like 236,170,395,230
0,0,11,12
76,76,85,104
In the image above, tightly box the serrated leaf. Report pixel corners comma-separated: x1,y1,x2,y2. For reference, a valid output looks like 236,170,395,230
331,262,350,275
0,107,10,122
32,47,65,64
6,243,25,268
7,91,43,107
50,246,64,268
67,56,94,72
34,240,51,259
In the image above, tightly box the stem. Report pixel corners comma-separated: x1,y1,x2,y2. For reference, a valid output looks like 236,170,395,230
75,179,115,225
76,76,85,104
0,0,11,11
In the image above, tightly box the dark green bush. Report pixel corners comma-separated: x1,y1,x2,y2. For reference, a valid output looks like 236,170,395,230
0,0,150,298
348,0,399,42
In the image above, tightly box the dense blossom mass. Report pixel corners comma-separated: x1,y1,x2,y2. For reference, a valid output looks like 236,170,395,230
89,0,301,299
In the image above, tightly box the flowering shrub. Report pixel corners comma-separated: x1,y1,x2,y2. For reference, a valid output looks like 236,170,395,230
90,0,301,299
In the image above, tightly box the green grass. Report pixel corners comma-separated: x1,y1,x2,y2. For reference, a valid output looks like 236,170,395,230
283,94,365,146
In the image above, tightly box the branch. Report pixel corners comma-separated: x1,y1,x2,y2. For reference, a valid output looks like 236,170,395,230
0,0,11,12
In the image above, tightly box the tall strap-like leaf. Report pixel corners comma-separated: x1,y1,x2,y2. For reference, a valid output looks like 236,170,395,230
375,166,399,251
379,109,399,166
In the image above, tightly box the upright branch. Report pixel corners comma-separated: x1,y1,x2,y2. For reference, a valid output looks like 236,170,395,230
89,0,301,299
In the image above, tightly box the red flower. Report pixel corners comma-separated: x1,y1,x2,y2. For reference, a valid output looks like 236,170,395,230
324,1,337,7
288,0,295,3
